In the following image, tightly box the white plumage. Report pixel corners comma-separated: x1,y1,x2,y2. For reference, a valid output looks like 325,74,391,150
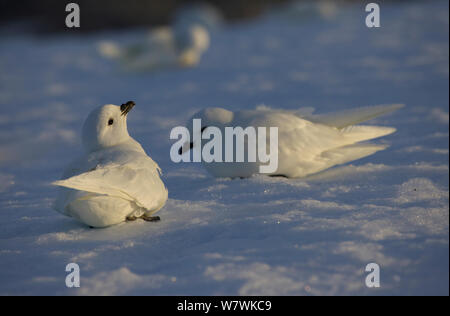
53,103,168,228
97,4,220,71
184,104,403,178
98,25,210,70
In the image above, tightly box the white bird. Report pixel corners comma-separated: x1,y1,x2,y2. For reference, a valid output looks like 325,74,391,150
98,25,210,71
53,101,168,228
182,104,404,178
97,4,221,72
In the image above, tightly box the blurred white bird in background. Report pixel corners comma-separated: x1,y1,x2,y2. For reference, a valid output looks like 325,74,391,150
98,3,223,71
53,101,168,228
182,104,404,178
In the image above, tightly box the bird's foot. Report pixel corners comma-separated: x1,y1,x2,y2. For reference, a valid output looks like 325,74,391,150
141,215,161,222
126,215,138,222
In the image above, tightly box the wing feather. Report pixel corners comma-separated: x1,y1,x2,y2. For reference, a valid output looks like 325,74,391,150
305,104,404,129
53,158,168,211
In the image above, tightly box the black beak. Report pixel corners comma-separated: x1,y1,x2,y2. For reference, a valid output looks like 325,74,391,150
121,101,135,116
179,142,194,155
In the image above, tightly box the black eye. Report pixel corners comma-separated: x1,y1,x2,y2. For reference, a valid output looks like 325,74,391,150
108,119,114,126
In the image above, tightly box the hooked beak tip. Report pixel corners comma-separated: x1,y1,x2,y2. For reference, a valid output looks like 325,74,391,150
121,101,135,116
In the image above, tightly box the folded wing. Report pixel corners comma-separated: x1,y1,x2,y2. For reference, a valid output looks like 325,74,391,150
305,103,404,129
53,158,168,212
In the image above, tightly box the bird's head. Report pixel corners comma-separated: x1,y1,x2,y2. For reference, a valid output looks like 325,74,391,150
177,25,210,67
82,101,135,152
179,107,233,155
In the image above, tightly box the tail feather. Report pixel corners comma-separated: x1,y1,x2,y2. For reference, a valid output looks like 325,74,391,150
340,125,396,143
321,143,388,168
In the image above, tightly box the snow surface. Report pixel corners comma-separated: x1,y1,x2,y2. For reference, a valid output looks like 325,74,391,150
0,1,448,295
